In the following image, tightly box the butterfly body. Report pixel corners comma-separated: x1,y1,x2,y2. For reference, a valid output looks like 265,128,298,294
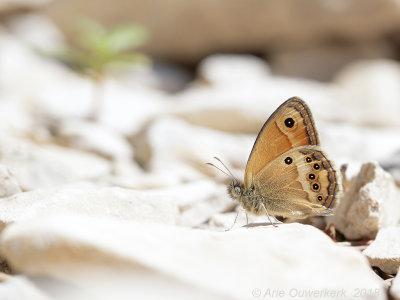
227,97,341,219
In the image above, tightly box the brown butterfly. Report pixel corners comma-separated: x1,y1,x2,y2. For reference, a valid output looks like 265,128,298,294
210,97,342,224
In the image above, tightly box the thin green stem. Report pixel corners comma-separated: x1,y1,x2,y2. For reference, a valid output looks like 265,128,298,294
88,77,104,122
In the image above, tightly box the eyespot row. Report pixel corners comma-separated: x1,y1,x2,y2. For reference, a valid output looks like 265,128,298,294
283,155,324,202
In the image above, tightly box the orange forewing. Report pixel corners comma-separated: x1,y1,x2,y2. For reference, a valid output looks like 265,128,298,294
244,97,320,188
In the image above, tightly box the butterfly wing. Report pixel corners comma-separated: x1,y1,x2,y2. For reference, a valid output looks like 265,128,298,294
253,146,342,218
244,97,320,189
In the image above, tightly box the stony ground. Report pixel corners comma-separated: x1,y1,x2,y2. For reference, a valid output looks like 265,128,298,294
0,15,399,300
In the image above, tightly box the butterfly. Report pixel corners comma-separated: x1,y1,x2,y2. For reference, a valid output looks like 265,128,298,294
209,97,342,224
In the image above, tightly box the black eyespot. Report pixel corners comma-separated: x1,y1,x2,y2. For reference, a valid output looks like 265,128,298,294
308,173,316,180
306,157,312,163
284,157,293,165
313,163,320,170
313,183,319,190
317,195,323,201
284,118,295,128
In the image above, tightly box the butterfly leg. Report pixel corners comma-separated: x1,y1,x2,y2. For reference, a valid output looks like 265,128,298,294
225,209,240,231
226,207,248,231
261,203,278,227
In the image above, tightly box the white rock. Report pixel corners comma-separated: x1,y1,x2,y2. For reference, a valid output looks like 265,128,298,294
101,158,144,188
6,13,65,51
0,33,169,130
391,268,400,300
0,183,178,227
117,61,193,93
99,79,171,135
363,227,400,274
269,43,393,81
0,33,94,119
0,165,21,198
380,149,400,183
94,179,233,227
0,276,51,300
56,120,133,160
143,117,254,183
319,122,400,175
172,180,235,227
0,136,111,190
0,93,34,133
174,56,343,133
334,59,400,127
0,216,385,299
208,210,278,231
30,268,219,300
334,162,400,240
198,54,271,85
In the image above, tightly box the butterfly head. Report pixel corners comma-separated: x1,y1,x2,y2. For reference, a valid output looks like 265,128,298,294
206,157,243,201
227,179,243,201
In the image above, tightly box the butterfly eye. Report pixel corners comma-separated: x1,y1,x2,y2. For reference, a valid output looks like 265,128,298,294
284,157,293,165
234,186,241,194
312,183,320,191
284,117,295,128
313,163,320,170
305,157,312,163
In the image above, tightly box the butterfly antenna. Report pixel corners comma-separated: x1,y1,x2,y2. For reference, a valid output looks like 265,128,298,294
205,162,232,178
213,157,237,181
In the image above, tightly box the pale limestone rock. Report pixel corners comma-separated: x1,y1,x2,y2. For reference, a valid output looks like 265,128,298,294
208,211,278,231
0,276,51,300
334,162,400,240
101,158,143,188
0,94,34,133
334,59,400,127
173,180,235,227
270,43,394,81
0,33,169,130
6,13,65,51
0,216,385,299
381,150,400,183
31,265,220,300
363,227,400,274
173,56,343,134
142,116,254,182
56,120,133,160
0,136,111,190
198,54,271,85
98,79,171,135
319,122,400,177
0,33,92,118
391,268,400,300
208,212,239,230
97,179,233,227
96,179,232,227
0,183,178,228
114,62,192,93
0,165,21,198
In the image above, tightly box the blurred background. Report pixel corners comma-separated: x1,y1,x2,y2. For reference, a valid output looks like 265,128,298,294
0,0,399,185
1,1,400,299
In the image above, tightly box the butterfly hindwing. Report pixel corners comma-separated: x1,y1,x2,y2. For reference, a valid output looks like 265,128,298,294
244,97,320,188
252,146,341,218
